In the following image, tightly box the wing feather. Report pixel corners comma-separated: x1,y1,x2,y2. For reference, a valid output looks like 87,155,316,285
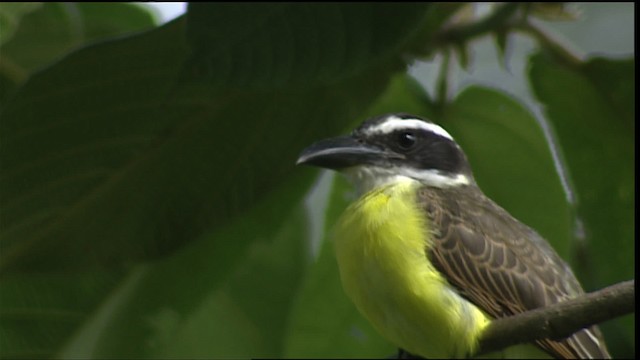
419,186,610,359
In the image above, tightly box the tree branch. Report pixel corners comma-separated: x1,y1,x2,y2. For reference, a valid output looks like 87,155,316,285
476,280,635,355
391,281,634,359
434,3,520,46
431,3,584,68
512,18,583,67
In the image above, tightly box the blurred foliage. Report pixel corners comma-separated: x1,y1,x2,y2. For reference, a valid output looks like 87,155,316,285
0,2,634,359
0,3,156,106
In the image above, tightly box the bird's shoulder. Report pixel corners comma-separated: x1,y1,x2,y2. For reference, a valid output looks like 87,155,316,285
415,185,583,313
415,185,613,358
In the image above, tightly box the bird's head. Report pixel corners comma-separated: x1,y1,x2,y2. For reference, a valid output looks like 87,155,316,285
297,113,474,193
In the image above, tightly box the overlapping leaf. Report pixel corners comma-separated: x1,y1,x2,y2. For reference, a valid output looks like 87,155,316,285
0,3,442,358
529,53,634,357
186,3,431,89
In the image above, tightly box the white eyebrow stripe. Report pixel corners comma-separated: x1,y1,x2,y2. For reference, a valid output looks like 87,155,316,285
364,116,454,141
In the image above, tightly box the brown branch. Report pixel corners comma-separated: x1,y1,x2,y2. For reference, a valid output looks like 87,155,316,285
430,3,585,68
434,3,520,46
512,18,583,67
476,279,635,355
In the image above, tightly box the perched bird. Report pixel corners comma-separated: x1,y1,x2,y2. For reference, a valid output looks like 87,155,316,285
296,113,609,359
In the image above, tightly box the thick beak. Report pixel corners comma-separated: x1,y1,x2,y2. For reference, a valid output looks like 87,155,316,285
296,135,386,170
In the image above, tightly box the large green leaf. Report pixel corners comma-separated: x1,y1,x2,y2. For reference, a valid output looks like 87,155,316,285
186,3,431,89
1,3,443,357
362,73,436,119
529,53,634,358
1,19,190,272
0,2,157,70
1,173,310,359
0,13,409,273
443,86,573,258
0,2,157,105
0,2,41,45
0,270,124,359
56,174,311,358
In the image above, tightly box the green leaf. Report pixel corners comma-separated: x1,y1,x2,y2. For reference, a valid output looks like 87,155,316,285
0,2,42,45
185,3,431,89
363,73,435,119
0,6,405,273
72,3,159,39
0,2,157,90
529,54,633,286
56,174,311,358
0,3,435,273
1,3,431,355
529,53,634,358
443,86,573,258
582,58,635,127
1,19,191,272
0,270,125,358
403,3,467,58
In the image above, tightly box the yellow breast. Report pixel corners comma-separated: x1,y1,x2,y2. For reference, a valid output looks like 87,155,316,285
333,180,490,358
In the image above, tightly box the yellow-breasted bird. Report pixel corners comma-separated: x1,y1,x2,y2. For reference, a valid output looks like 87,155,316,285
296,113,609,359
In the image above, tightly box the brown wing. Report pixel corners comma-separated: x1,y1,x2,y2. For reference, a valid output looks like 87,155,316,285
418,186,610,359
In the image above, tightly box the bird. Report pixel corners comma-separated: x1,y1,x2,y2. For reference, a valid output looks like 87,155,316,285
296,113,610,359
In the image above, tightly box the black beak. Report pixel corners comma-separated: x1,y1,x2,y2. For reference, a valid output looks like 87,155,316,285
296,135,388,170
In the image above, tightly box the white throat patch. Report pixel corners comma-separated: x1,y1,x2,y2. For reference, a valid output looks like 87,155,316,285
344,165,470,195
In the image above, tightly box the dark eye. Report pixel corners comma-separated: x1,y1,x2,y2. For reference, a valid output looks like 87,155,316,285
397,131,417,150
